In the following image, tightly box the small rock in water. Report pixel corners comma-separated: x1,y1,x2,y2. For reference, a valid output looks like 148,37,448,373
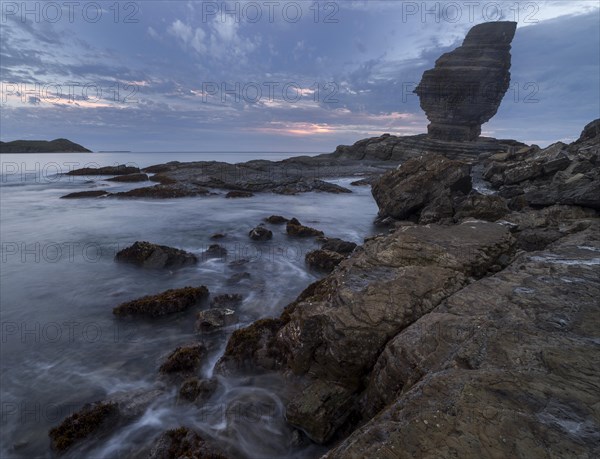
265,215,289,224
48,402,118,452
226,272,251,285
147,426,230,459
178,377,219,403
210,233,226,240
286,218,324,237
115,241,197,269
249,225,273,241
112,286,208,318
195,308,237,331
210,293,243,308
60,190,109,199
159,343,206,375
203,244,228,259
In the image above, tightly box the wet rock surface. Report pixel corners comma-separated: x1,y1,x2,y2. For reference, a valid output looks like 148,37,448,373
225,190,254,198
115,241,197,269
112,286,208,318
325,224,600,458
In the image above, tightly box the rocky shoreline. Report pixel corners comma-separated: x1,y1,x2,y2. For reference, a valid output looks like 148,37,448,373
47,118,600,458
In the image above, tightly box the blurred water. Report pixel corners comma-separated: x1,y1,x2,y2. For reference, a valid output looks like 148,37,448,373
0,152,378,458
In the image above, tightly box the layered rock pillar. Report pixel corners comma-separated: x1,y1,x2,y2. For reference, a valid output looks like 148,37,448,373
415,21,517,141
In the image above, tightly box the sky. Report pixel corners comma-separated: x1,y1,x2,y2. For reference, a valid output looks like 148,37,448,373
1,0,599,152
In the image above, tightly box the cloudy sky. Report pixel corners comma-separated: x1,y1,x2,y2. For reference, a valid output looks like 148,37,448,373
1,1,598,152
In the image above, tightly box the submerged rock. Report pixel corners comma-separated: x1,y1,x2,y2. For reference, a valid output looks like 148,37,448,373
115,241,197,269
203,244,228,259
112,286,208,318
286,218,324,237
210,293,243,309
225,190,254,198
147,427,230,459
178,377,219,404
415,21,517,141
60,190,108,199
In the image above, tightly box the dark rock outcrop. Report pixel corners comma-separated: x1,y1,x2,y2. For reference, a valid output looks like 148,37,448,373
320,238,357,255
60,190,108,199
195,308,237,331
115,241,197,269
265,215,289,224
248,225,273,241
49,402,118,452
483,122,600,210
111,184,209,198
372,154,472,223
159,343,206,375
112,286,208,318
106,173,149,182
203,244,228,259
286,218,324,237
415,21,517,141
67,165,139,176
178,377,219,404
305,249,345,273
225,190,254,198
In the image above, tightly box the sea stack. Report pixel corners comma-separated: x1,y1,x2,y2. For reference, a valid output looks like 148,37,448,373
415,21,517,141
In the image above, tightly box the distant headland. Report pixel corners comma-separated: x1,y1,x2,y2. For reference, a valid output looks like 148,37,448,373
0,138,91,153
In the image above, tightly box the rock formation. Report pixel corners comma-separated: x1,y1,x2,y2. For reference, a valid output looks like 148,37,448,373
415,21,517,141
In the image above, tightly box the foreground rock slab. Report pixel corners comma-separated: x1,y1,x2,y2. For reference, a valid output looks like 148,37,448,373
325,224,600,459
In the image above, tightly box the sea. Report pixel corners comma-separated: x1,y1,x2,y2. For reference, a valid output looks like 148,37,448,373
0,152,380,458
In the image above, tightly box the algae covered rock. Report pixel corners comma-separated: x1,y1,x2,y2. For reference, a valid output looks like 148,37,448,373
113,286,208,318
